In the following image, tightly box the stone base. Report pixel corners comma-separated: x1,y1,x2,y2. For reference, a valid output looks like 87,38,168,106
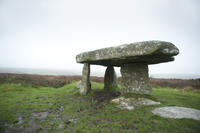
104,66,117,89
120,63,152,94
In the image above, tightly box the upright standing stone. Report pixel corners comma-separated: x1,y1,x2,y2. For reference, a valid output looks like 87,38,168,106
104,66,117,89
120,63,151,94
80,63,91,95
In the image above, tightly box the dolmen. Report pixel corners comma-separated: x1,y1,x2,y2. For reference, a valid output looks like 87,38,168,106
76,40,179,95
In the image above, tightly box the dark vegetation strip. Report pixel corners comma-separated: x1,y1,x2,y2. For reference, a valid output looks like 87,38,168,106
0,73,199,90
150,78,200,89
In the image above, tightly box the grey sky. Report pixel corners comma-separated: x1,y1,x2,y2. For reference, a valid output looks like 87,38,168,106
0,0,200,74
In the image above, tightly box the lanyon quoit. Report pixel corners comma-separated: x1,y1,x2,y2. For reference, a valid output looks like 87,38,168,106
76,40,179,95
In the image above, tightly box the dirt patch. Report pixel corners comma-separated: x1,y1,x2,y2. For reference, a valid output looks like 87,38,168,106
3,104,66,133
32,112,48,119
92,90,121,103
122,124,139,130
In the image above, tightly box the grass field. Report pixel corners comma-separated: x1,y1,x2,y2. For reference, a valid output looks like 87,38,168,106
0,81,200,133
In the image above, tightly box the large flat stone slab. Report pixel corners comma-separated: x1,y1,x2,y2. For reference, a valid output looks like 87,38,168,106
111,97,160,110
152,106,200,121
76,40,179,66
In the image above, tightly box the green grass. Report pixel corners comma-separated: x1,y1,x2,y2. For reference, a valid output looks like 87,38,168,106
0,81,200,133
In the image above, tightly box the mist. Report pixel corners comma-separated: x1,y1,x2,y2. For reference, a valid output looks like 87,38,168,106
0,0,200,75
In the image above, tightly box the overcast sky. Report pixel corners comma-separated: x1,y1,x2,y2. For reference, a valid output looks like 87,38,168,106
0,0,200,74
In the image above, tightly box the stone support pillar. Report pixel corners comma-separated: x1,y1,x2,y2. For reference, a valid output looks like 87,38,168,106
80,63,91,95
120,63,151,94
104,66,117,89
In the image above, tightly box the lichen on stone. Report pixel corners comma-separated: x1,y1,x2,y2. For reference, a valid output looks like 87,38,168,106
76,40,179,66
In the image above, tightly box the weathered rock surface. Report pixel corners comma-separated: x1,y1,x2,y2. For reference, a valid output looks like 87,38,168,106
152,106,200,121
121,63,151,94
76,40,179,66
76,80,82,88
80,63,91,95
111,97,160,110
104,66,117,89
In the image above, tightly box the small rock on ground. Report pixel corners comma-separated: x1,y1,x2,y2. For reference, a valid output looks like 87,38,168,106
152,106,200,121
